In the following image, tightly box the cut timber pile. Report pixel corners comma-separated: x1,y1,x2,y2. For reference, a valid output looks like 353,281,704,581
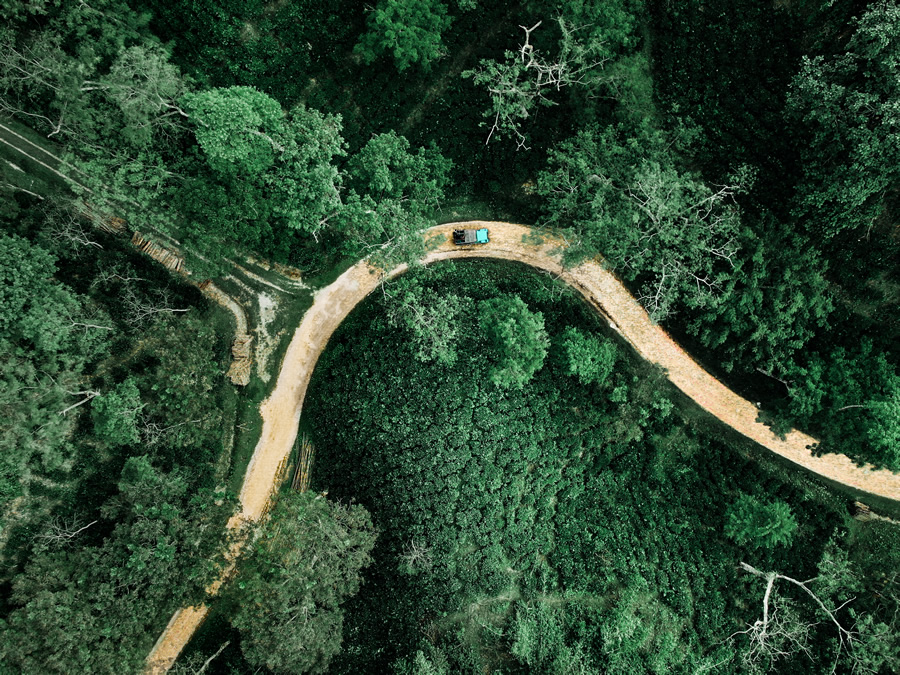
273,261,303,281
226,334,253,386
131,231,184,273
231,334,252,360
226,359,251,386
74,200,127,234
291,435,314,492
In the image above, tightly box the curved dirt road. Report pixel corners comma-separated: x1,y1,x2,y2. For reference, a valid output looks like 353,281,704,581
146,221,900,672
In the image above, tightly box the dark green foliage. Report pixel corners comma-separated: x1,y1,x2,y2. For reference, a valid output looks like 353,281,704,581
0,234,106,505
685,221,834,373
788,0,900,239
537,124,747,321
478,294,548,389
0,200,235,671
724,493,798,550
355,0,452,72
91,377,143,446
227,491,377,673
0,456,231,674
779,340,900,470
303,260,865,674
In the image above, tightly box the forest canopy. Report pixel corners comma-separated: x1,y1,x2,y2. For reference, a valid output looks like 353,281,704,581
1,0,898,672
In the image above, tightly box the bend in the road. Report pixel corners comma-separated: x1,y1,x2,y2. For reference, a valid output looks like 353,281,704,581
145,221,900,674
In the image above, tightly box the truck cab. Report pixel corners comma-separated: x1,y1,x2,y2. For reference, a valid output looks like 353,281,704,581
452,228,489,245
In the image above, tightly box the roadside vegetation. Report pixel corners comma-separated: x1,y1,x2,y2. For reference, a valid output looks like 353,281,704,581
0,0,898,672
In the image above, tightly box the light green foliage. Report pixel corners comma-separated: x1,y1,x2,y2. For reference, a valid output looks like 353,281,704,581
511,601,600,672
724,493,798,549
355,0,451,72
340,131,451,267
386,277,463,367
267,104,345,235
558,326,617,386
538,125,746,321
229,491,377,674
788,0,900,238
781,340,899,469
96,44,189,148
178,96,344,254
601,586,689,674
91,377,143,446
865,376,900,469
478,295,549,389
347,131,451,211
0,234,80,355
392,647,450,675
0,235,106,504
182,86,284,175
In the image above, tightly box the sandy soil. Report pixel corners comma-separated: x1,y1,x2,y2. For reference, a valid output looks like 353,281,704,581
145,221,900,673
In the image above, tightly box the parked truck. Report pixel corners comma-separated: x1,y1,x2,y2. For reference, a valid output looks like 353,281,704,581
452,228,489,245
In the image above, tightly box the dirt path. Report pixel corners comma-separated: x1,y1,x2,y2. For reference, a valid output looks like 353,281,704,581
146,221,900,673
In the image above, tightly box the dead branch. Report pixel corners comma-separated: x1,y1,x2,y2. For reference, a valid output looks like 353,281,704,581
738,562,858,674
58,390,99,416
122,285,189,327
34,516,98,547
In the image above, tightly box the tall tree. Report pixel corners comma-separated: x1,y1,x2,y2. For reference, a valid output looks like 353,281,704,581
0,234,107,505
538,124,748,321
557,326,617,386
0,456,229,674
355,0,451,72
478,295,549,389
228,491,377,674
724,493,798,550
788,0,900,239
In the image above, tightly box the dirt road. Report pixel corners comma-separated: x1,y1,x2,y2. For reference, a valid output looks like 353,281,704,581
146,221,900,673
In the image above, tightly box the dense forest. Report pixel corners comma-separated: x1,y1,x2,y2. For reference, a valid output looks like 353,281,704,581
0,0,898,673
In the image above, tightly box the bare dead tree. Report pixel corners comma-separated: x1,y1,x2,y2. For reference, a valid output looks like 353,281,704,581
400,538,434,573
122,285,189,327
169,641,231,675
465,18,612,149
141,418,202,446
34,516,98,548
90,263,147,290
734,562,859,674
44,209,104,252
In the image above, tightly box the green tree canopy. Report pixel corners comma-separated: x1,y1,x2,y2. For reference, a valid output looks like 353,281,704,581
0,456,228,674
228,491,377,674
685,219,833,374
557,326,618,386
724,493,798,550
478,295,549,389
385,277,464,367
182,86,285,175
537,125,747,321
0,234,109,505
91,377,143,446
788,0,900,238
355,0,451,72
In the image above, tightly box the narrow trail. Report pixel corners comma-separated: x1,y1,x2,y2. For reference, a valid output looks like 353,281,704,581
146,221,900,673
